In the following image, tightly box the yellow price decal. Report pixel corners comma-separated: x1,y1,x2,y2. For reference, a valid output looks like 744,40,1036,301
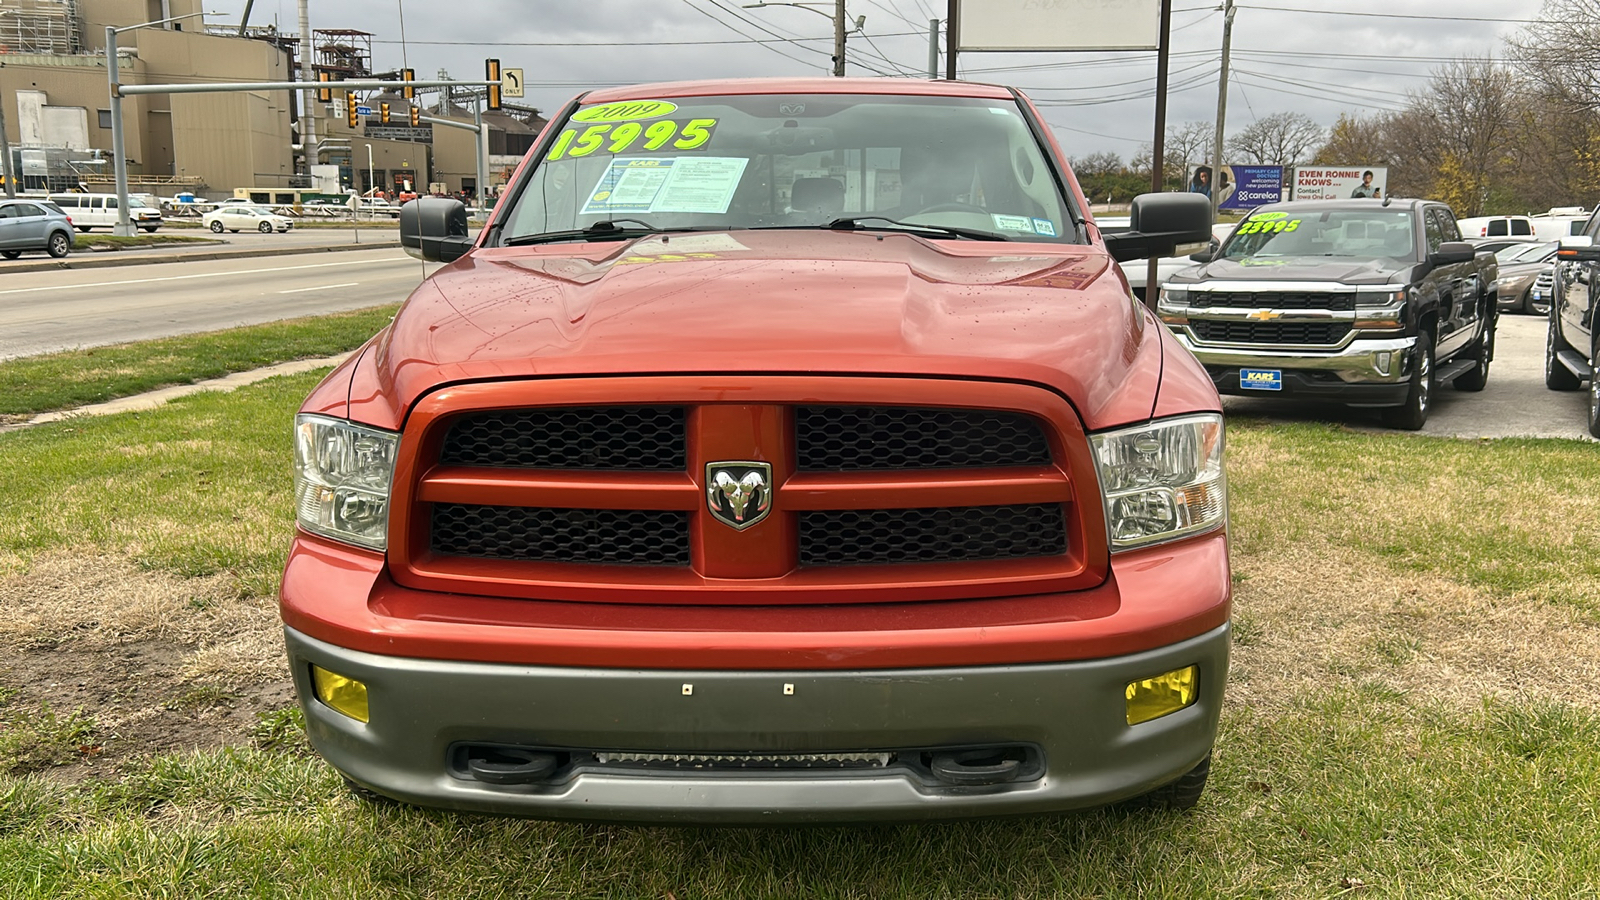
1237,218,1300,235
571,100,679,123
547,118,719,161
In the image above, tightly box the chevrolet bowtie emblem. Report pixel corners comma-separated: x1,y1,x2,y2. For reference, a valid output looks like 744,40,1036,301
1246,309,1282,321
706,461,774,530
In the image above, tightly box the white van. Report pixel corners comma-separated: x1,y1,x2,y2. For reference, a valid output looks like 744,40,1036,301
1456,215,1534,239
1529,209,1590,242
46,193,164,232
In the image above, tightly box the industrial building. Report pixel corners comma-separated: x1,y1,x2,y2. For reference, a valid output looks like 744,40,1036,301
0,0,542,197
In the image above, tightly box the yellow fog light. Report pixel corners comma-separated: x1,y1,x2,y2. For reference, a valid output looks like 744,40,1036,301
311,666,369,723
1125,665,1199,725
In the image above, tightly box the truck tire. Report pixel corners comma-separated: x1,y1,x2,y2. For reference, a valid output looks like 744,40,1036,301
1588,339,1600,440
1546,309,1581,391
1453,314,1493,392
1383,332,1433,430
1131,753,1211,811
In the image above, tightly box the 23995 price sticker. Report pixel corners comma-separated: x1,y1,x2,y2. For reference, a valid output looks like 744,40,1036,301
547,118,719,161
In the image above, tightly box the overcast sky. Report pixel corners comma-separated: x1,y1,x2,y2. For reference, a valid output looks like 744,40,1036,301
203,0,1548,161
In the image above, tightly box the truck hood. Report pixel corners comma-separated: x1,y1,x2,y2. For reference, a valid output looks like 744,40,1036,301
1175,256,1405,286
341,230,1169,432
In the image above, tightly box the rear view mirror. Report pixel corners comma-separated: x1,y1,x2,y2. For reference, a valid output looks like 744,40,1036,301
1430,241,1476,266
1557,234,1600,262
1103,193,1213,263
400,197,472,263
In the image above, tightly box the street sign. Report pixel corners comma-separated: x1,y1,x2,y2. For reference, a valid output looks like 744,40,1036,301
502,68,524,98
355,105,374,116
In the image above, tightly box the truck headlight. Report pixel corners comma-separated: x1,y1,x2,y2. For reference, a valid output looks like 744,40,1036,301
294,414,399,551
1355,288,1406,330
1156,286,1189,325
1090,413,1225,551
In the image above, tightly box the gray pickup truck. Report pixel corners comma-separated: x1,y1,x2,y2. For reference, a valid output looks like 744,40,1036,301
1156,198,1498,429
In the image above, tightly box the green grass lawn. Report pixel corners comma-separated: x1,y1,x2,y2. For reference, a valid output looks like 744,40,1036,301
0,348,1597,896
0,305,398,419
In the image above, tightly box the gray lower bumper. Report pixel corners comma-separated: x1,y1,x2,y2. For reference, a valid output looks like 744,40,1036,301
285,624,1230,824
1174,331,1416,384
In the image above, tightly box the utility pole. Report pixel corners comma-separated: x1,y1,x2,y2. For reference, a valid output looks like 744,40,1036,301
928,19,939,79
1210,0,1235,214
833,0,846,77
298,0,316,169
945,0,958,80
0,68,14,199
1144,0,1174,307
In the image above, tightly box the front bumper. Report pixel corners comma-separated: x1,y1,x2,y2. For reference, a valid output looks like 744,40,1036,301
287,622,1229,824
1172,331,1416,403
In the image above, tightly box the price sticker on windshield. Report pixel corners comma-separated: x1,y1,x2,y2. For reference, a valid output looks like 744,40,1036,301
1236,214,1301,235
547,118,719,161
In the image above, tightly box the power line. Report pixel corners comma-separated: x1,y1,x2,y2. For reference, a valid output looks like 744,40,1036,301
1235,4,1540,24
365,32,921,47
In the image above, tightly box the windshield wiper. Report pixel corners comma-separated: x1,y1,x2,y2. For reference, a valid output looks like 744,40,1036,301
503,219,708,246
746,217,1008,241
828,216,1008,241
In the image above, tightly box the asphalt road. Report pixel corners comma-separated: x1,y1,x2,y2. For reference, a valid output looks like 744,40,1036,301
0,248,433,359
1221,313,1594,440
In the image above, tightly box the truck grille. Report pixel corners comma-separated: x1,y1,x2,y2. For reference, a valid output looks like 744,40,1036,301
796,407,1051,470
1190,291,1355,311
441,407,686,469
395,378,1098,605
1191,320,1351,345
798,504,1067,566
432,504,691,566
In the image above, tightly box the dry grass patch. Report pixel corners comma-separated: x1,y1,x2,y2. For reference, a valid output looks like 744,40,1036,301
1231,545,1600,714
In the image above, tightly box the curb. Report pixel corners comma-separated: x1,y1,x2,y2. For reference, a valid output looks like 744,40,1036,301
3,240,403,274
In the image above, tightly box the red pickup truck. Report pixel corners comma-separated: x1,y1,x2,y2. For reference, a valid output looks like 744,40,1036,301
281,78,1229,823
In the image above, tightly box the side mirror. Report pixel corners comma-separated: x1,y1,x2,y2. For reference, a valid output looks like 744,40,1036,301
400,196,472,263
1557,234,1600,262
1189,241,1216,263
1103,193,1213,263
1430,240,1476,266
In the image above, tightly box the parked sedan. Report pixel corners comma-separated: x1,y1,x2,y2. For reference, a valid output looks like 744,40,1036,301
0,198,74,259
1493,241,1558,314
204,206,294,234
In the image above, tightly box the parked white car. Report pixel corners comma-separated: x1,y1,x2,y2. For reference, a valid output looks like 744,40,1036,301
204,206,294,233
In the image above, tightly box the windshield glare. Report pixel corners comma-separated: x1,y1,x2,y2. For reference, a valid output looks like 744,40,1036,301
501,93,1074,242
1222,209,1416,260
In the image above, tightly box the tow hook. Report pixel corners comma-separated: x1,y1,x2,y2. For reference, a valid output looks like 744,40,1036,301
465,747,560,785
929,749,1023,786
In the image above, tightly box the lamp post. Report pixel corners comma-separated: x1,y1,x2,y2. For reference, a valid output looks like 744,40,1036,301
365,142,375,204
107,11,208,236
743,2,863,77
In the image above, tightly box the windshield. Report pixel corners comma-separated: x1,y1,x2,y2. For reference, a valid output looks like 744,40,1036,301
1497,241,1555,263
500,93,1076,243
1221,208,1417,260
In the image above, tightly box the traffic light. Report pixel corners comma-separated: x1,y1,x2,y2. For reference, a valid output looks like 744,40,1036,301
317,71,331,103
402,68,415,100
346,91,359,129
486,58,502,110
409,105,420,127
381,102,391,125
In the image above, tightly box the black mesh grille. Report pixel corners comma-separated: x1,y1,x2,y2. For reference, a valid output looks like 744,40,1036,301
1190,291,1355,311
431,504,690,566
796,407,1051,470
1190,320,1352,345
440,407,685,469
799,504,1067,566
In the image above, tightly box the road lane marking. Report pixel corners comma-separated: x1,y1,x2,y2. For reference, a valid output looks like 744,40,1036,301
278,282,361,294
0,257,411,297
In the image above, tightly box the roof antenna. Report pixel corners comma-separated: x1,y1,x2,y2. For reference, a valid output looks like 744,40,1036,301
1382,193,1392,207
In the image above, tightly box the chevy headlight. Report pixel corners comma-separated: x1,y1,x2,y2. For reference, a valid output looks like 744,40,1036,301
1090,413,1226,551
294,414,399,550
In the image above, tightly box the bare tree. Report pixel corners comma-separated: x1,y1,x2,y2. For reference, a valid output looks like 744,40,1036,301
1508,0,1600,111
1311,113,1391,167
1411,57,1523,215
1167,120,1214,179
1227,112,1325,165
1070,151,1123,178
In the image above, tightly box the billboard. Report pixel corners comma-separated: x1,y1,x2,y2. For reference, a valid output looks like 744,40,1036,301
958,0,1160,52
1217,165,1285,211
1291,166,1388,202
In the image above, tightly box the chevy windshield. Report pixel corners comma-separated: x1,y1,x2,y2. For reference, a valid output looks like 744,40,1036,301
1222,209,1417,260
498,93,1078,244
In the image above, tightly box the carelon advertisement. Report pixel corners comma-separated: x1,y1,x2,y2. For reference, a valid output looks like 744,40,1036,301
1217,165,1285,211
1291,166,1389,201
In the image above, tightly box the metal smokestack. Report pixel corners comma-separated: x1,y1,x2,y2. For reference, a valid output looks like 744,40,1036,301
299,0,316,165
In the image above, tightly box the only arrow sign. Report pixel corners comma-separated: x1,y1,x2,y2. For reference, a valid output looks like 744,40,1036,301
502,68,524,99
